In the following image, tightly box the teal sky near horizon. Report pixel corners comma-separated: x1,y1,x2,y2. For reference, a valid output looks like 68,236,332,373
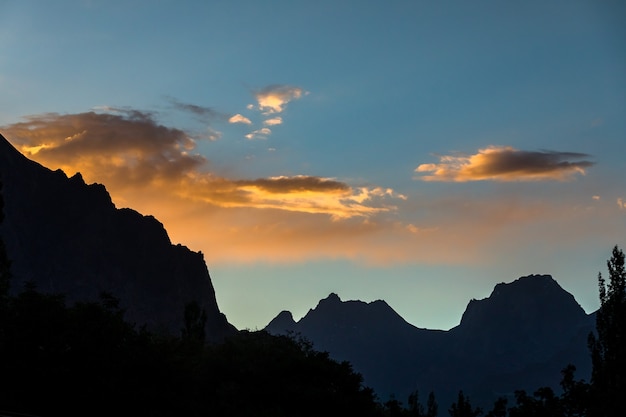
1,0,625,330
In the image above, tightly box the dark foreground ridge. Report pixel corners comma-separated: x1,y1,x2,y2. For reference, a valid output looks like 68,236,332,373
0,134,235,340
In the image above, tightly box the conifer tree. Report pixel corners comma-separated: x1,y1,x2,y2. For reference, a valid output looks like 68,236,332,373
588,245,626,417
448,391,481,417
426,391,438,417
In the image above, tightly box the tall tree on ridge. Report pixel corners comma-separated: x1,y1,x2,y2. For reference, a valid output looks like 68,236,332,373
588,245,625,417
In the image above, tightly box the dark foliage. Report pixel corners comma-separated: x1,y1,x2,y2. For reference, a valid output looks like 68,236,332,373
588,245,625,417
448,391,482,417
0,178,10,300
0,282,382,416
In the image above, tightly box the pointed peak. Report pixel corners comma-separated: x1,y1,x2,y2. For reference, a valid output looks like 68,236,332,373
275,310,295,321
315,292,342,309
325,292,341,302
265,310,297,335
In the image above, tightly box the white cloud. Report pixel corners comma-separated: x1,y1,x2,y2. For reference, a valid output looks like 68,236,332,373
254,85,306,114
245,127,272,140
228,114,252,125
263,117,283,126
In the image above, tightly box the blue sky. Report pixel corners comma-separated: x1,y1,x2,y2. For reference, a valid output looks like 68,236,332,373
1,0,625,330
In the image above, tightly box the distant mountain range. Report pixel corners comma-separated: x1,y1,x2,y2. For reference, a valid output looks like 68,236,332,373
0,132,596,408
0,134,235,341
266,275,595,409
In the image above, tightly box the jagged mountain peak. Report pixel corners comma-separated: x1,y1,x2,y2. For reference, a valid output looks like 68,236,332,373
0,133,235,340
458,274,586,331
490,274,563,298
264,275,593,409
314,292,342,308
265,310,297,334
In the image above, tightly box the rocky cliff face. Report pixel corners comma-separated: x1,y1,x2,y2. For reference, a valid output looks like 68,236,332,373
266,275,594,409
0,134,235,341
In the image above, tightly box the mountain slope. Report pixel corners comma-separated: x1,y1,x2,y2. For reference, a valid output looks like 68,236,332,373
0,134,235,341
266,275,594,408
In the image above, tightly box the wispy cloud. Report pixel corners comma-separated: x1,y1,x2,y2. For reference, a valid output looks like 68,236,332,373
228,114,252,125
415,146,594,182
253,85,306,114
167,97,221,119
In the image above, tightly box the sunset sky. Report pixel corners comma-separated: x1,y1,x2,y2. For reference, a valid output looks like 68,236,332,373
1,0,625,331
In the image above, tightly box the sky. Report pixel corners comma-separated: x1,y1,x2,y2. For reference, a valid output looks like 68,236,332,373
1,0,625,331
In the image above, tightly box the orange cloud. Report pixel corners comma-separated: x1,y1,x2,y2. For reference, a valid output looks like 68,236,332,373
415,146,594,182
3,112,619,268
254,85,305,114
1,110,399,222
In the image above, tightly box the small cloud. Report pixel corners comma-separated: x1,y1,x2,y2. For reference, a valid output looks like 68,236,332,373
167,97,220,119
592,195,601,200
415,146,594,182
263,117,283,126
204,127,222,142
228,114,252,125
406,224,420,234
405,224,438,234
254,85,306,114
245,127,272,140
618,198,626,210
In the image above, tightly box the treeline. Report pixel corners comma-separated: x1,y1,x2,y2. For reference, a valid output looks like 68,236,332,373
0,178,623,416
0,285,385,416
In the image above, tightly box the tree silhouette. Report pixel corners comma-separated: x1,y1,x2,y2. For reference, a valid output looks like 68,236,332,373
485,397,507,417
559,364,589,417
426,391,438,417
407,390,425,416
448,391,481,417
0,178,10,300
588,245,626,417
181,300,207,345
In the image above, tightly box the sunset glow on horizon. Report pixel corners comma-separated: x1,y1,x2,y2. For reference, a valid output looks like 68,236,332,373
1,0,624,331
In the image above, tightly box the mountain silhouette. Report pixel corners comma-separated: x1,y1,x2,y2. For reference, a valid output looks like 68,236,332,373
0,134,235,341
266,275,594,409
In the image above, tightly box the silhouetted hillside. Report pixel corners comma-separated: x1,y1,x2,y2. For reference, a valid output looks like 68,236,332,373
0,134,235,340
266,275,594,409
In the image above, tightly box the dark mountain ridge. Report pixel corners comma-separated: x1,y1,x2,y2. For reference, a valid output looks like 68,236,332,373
0,133,235,340
266,275,595,409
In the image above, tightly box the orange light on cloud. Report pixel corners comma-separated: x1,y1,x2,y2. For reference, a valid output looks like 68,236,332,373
415,146,594,182
2,111,617,268
254,85,305,114
2,110,399,222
